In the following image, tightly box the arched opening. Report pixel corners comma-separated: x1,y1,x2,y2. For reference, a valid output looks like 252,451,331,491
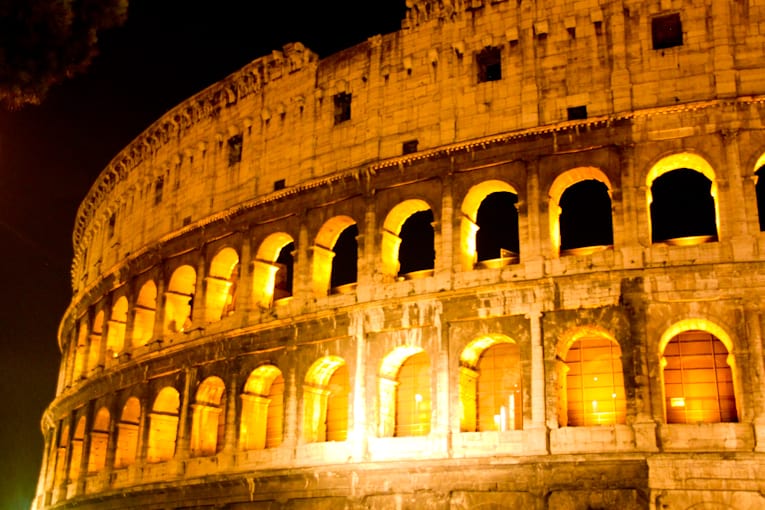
190,376,226,456
106,296,128,360
650,169,717,243
398,210,435,277
68,417,86,483
205,247,240,322
661,329,737,424
253,233,295,307
646,153,719,245
73,320,88,380
549,168,613,256
147,387,180,463
755,164,765,231
381,199,434,278
164,265,196,333
395,351,431,436
559,180,614,253
459,336,522,432
87,408,110,473
132,280,156,347
54,423,69,488
560,335,626,427
87,311,104,373
475,192,520,267
330,225,358,291
240,365,284,450
114,397,140,468
312,216,358,296
303,357,349,443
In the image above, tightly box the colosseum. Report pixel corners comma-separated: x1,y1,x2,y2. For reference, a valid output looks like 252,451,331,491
33,0,765,509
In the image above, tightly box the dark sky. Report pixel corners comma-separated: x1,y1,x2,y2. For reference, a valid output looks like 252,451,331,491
0,2,404,508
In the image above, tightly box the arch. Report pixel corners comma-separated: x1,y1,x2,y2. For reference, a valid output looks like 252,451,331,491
106,296,128,359
460,180,520,269
132,280,157,347
312,216,358,296
205,247,240,322
660,321,738,424
54,423,70,488
253,233,295,307
190,376,226,456
548,168,613,256
87,311,104,373
68,416,86,483
753,154,765,231
560,333,626,427
303,356,349,442
646,152,719,244
240,365,284,450
164,265,196,333
73,320,89,380
381,199,433,277
147,386,180,462
378,346,430,437
115,397,140,468
87,407,110,473
459,335,522,432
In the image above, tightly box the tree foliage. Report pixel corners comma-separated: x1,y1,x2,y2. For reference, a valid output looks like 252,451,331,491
0,0,128,109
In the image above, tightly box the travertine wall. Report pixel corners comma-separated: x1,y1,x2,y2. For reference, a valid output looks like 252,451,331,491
37,1,765,509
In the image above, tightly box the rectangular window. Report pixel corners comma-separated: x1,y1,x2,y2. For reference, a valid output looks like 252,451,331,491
333,92,352,124
402,140,419,154
274,179,285,191
652,13,683,50
227,134,243,166
567,105,588,121
477,47,502,83
107,213,116,239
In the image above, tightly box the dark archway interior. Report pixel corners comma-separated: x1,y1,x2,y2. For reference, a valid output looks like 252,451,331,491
559,180,614,251
476,191,520,261
756,166,765,231
398,210,435,275
274,242,294,298
331,224,358,288
650,169,716,242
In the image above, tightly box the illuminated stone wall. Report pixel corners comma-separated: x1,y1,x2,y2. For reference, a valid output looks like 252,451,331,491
36,1,765,509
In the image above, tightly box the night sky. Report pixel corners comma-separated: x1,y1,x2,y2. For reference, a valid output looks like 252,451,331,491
0,2,404,508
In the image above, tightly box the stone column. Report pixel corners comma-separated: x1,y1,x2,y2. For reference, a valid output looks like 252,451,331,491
524,160,544,278
749,309,765,451
175,368,196,463
438,172,453,276
222,371,239,461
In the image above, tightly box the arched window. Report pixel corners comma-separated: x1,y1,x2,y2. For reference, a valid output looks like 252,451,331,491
662,330,737,424
68,416,86,482
331,225,358,291
240,365,284,450
459,336,522,432
73,320,88,380
549,168,613,256
132,280,157,347
755,165,765,231
87,408,110,473
87,311,104,373
311,216,358,296
395,352,431,436
650,169,717,243
114,397,140,468
190,376,226,456
106,296,128,360
381,200,435,278
646,154,719,245
303,357,349,442
253,233,295,307
205,247,239,322
164,265,196,333
147,387,180,463
475,192,520,266
561,336,626,426
559,180,613,253
398,211,435,277
54,423,69,487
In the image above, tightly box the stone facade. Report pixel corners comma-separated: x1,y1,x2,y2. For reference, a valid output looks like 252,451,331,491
35,1,765,509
